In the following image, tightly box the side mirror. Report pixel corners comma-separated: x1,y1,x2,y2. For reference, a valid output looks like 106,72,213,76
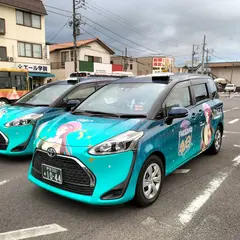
66,99,81,111
166,107,189,124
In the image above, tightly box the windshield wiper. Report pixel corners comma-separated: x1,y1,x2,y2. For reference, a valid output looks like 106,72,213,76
119,114,147,118
73,110,120,118
12,103,48,107
12,103,34,106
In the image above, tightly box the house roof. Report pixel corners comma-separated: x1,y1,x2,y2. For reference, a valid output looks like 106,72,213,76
0,0,47,15
49,38,115,55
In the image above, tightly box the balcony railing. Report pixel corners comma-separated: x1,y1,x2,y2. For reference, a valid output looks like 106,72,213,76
51,62,65,69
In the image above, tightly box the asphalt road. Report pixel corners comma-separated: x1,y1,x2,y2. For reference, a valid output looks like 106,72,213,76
0,96,240,240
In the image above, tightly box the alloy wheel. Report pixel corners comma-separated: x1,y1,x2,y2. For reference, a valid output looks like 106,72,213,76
142,163,161,200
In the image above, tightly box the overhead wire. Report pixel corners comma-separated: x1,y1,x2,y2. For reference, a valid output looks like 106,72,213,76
45,5,171,56
48,15,73,42
84,2,180,48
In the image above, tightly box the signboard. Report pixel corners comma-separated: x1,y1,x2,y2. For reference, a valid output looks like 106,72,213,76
153,57,165,67
17,64,49,72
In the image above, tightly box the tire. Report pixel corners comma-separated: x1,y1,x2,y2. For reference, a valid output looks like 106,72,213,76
134,155,164,207
207,126,222,155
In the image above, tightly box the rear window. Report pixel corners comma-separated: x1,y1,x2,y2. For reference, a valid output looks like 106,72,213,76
207,79,218,99
193,84,209,103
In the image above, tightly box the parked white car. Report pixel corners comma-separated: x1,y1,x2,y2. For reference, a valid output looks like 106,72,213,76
225,84,237,92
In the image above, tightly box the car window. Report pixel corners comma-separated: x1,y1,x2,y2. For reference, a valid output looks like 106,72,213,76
165,86,191,112
16,84,72,106
192,84,208,103
66,86,96,101
76,83,166,115
207,79,218,99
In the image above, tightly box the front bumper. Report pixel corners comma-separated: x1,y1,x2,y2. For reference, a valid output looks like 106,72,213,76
28,149,136,205
0,125,34,156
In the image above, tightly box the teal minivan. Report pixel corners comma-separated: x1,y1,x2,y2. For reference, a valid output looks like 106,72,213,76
28,74,224,207
0,77,118,156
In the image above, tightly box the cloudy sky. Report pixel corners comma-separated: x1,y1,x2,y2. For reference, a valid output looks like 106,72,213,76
43,0,240,64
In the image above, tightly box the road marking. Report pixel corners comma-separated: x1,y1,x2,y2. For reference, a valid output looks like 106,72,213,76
222,135,226,138
141,217,157,226
0,224,67,240
173,169,190,174
233,145,240,148
224,131,240,134
228,119,239,124
0,180,9,186
178,172,228,226
232,155,240,167
223,107,239,113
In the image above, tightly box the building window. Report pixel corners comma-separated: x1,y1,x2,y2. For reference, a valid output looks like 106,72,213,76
130,64,133,70
85,55,102,63
16,10,41,29
61,51,70,63
70,51,74,61
0,47,7,61
18,42,42,58
0,18,5,35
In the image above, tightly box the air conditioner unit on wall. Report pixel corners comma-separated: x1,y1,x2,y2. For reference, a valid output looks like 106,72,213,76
7,57,14,62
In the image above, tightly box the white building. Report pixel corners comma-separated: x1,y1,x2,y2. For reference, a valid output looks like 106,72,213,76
0,0,53,86
50,38,115,80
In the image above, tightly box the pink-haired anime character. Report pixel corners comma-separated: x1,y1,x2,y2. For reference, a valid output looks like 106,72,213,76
201,103,214,151
39,121,82,155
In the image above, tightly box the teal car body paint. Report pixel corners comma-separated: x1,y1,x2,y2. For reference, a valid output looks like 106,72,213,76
0,77,118,156
28,73,224,207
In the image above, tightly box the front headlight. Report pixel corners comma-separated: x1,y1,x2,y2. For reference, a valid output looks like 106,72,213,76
5,113,43,127
89,131,144,155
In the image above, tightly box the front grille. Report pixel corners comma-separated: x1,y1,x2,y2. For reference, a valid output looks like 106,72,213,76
32,150,95,196
0,132,8,150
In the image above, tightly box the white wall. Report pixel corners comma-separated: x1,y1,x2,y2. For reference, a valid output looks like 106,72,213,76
211,67,240,86
93,63,112,73
51,69,65,81
79,42,111,64
65,61,75,78
0,4,50,70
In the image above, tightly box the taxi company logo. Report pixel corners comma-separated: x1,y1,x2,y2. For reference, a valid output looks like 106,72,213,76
178,120,193,156
47,147,57,158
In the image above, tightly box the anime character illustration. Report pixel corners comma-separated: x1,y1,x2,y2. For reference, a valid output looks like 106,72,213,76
178,120,193,156
0,109,7,118
38,121,83,155
201,103,214,151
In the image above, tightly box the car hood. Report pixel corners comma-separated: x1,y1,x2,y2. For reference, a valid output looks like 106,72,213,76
0,105,48,124
37,113,143,147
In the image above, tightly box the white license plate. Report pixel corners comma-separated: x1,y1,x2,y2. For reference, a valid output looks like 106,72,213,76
41,164,63,184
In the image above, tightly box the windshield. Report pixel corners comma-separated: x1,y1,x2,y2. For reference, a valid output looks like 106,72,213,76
226,84,234,87
15,84,72,106
75,83,166,116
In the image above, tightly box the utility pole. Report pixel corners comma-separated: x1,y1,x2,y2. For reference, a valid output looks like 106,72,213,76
70,0,85,73
230,62,234,83
123,47,128,71
191,45,196,73
201,35,206,74
73,0,77,72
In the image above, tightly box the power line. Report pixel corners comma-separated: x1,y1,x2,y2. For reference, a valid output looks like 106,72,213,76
81,14,168,55
45,4,72,14
84,22,145,53
48,16,72,42
81,27,123,53
45,6,171,56
45,7,159,55
84,2,180,48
